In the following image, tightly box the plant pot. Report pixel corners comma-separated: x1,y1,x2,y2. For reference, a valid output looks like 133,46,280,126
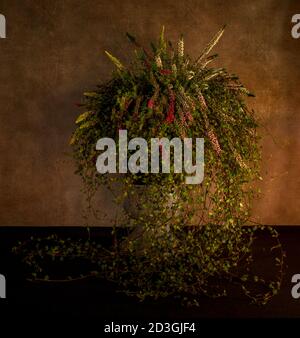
121,185,177,251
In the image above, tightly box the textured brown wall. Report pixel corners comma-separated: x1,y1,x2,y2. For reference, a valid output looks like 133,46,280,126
0,0,299,225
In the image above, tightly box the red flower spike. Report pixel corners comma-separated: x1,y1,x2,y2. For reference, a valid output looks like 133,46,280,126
165,90,175,124
147,99,154,109
159,69,172,75
166,112,175,123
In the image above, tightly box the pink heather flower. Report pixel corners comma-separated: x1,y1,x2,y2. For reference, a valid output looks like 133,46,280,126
179,111,187,126
199,94,208,110
185,110,193,122
165,90,176,124
147,99,154,109
208,129,222,155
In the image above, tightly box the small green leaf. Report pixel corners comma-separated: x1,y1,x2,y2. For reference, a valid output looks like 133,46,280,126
75,111,92,124
79,120,96,130
83,91,98,98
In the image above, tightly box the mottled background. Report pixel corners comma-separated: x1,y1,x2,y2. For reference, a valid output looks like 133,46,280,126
0,0,299,225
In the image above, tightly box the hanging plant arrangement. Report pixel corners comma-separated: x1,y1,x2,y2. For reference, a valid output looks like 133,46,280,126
13,27,285,306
